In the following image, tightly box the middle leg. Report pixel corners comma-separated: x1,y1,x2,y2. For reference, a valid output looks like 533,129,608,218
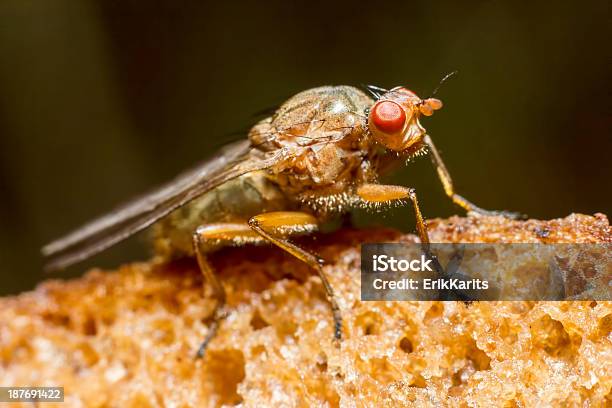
247,211,343,342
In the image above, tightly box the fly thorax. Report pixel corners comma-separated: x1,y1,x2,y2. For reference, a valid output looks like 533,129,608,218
272,142,368,192
248,118,277,152
304,143,347,184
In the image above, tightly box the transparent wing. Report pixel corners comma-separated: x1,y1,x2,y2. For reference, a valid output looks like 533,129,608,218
42,140,284,271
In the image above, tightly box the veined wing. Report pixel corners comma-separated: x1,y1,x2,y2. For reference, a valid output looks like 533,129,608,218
42,140,283,271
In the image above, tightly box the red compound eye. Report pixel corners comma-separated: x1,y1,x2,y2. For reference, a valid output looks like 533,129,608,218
371,101,406,134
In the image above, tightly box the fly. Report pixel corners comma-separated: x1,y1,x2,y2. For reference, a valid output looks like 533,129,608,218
42,84,518,357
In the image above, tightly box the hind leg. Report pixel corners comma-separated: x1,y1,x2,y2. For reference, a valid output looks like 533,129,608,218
192,223,263,358
193,215,322,357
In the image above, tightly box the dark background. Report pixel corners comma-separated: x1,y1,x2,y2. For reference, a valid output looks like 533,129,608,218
0,1,610,295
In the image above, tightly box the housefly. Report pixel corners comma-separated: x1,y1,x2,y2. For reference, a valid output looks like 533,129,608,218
42,84,517,357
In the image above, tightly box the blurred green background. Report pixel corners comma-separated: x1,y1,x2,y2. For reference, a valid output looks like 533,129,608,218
0,1,609,295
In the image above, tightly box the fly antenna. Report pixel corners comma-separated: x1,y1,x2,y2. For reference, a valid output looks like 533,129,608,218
429,71,458,98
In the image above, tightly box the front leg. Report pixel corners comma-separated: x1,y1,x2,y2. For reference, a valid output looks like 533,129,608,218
356,184,454,300
356,184,430,245
423,134,524,219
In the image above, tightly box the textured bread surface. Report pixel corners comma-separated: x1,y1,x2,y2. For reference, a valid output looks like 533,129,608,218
1,214,610,407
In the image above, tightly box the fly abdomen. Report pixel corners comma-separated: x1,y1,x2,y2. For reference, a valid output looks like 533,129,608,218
153,171,291,258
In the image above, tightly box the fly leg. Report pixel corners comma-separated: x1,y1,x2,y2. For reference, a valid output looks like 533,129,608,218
423,134,524,219
356,184,446,290
192,223,264,358
247,211,343,342
357,184,431,245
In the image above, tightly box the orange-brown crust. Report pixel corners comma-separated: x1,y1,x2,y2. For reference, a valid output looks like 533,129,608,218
1,214,610,406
